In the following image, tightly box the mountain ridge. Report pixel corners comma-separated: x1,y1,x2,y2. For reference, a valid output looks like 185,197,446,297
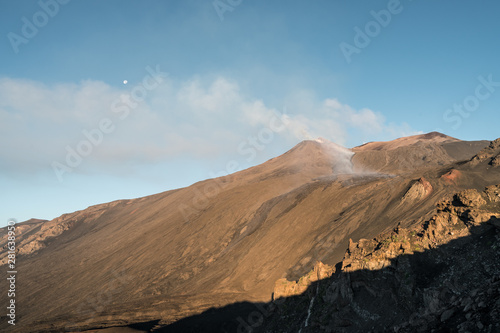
353,131,459,151
1,132,499,332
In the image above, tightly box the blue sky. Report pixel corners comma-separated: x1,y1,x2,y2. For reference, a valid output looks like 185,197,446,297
1,0,499,226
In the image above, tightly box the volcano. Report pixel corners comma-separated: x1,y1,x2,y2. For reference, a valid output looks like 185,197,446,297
1,132,499,332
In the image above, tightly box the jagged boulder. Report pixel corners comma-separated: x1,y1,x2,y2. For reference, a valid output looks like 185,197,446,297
273,262,334,299
454,189,486,208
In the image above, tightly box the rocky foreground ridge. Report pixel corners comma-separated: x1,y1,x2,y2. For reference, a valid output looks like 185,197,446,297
264,185,500,333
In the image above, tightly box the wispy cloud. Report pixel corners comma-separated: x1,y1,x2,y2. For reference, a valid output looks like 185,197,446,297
0,76,418,178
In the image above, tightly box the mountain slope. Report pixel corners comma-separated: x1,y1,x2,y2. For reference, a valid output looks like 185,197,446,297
1,133,499,332
352,132,489,174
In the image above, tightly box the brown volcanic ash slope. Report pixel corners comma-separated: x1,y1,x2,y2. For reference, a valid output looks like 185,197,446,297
0,133,498,332
352,131,489,174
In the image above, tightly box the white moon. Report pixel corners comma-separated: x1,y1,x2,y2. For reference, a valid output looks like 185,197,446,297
123,80,128,85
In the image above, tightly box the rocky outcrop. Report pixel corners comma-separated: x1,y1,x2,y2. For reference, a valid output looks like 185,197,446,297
265,186,500,333
453,188,487,208
401,178,433,203
470,138,500,166
273,262,334,299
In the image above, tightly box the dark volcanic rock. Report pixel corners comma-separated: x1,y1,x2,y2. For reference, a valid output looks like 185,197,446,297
259,186,500,333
